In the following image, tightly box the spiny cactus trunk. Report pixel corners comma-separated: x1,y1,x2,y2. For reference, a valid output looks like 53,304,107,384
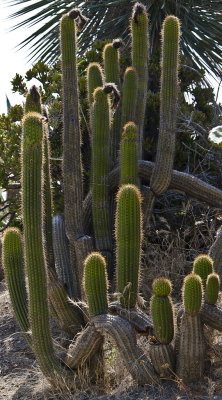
176,312,205,383
149,343,175,378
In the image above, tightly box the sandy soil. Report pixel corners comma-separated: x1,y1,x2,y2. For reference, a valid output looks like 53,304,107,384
1,279,222,400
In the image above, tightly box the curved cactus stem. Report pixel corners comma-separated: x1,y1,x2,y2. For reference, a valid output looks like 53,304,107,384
200,303,222,331
109,301,153,335
92,314,159,385
131,2,149,160
66,325,103,369
22,112,72,383
109,160,222,209
48,268,85,336
149,343,175,379
2,227,31,345
52,215,74,298
121,67,138,130
144,16,180,229
176,312,205,383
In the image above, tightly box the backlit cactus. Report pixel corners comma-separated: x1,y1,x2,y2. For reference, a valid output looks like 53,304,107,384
151,277,174,344
120,122,138,186
193,254,214,287
84,252,109,317
115,184,142,308
182,273,203,315
206,272,220,305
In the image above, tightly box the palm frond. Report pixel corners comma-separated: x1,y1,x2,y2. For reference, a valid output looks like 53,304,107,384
5,0,222,77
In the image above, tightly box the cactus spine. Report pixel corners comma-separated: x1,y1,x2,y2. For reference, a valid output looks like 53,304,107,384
2,227,31,344
115,184,142,308
84,252,109,317
120,122,138,186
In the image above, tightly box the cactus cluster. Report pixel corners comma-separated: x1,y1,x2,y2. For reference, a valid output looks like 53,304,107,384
2,2,222,392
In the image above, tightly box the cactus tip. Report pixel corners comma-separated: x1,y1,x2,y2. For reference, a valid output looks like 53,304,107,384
28,85,41,103
103,83,120,109
113,38,124,49
68,8,88,31
132,2,146,23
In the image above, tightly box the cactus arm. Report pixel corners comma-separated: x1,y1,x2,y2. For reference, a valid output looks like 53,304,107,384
131,2,149,160
120,122,138,186
66,325,103,369
60,12,83,240
84,252,109,317
206,273,220,305
22,112,71,382
92,87,112,256
109,160,222,209
150,16,180,197
52,214,75,298
2,227,31,345
121,67,138,130
103,40,122,162
92,314,158,385
115,184,142,308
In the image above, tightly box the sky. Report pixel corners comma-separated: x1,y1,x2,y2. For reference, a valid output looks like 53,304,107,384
0,0,222,115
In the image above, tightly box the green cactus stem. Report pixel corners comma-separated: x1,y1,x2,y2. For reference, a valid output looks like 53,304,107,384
131,2,149,159
2,227,31,344
84,252,109,317
22,111,69,381
149,15,180,197
24,85,41,114
87,62,104,134
115,184,142,308
182,273,203,315
193,254,214,287
52,214,74,298
103,40,122,162
120,122,138,186
92,86,113,258
121,67,138,130
206,272,220,305
151,278,174,344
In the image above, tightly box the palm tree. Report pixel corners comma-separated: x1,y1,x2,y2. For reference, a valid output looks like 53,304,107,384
7,0,222,78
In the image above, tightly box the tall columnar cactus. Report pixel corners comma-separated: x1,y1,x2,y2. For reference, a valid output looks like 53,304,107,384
92,86,113,263
131,2,149,159
103,40,122,162
84,252,109,317
120,122,138,186
115,184,142,308
177,273,205,383
2,227,31,344
22,111,68,381
193,254,214,288
144,15,180,228
121,67,138,129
